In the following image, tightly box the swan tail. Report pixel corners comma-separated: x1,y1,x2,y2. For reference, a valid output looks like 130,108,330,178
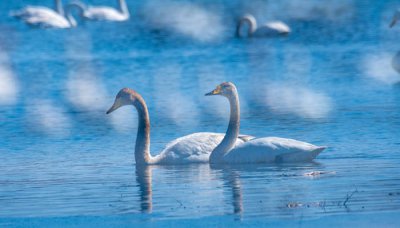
276,146,326,163
311,146,327,158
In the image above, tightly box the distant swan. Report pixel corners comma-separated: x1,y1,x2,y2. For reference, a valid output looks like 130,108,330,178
390,9,400,28
10,0,76,28
205,82,326,164
236,14,290,38
106,88,253,165
68,0,129,21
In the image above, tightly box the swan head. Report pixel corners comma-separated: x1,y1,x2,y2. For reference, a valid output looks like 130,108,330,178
205,82,237,97
390,10,400,28
106,88,137,114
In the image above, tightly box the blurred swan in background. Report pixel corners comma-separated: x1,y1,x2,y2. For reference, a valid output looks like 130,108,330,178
10,0,77,28
392,52,400,74
390,9,400,28
206,82,325,164
236,14,290,38
106,88,253,166
68,0,129,21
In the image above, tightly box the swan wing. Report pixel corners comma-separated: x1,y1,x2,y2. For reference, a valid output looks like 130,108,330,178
85,7,127,21
23,14,70,28
254,21,290,37
11,6,59,19
155,132,248,164
223,137,325,163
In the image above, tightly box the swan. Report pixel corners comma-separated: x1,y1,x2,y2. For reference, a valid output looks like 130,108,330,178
10,0,77,28
106,88,253,166
205,82,326,164
67,0,129,21
390,9,400,28
392,51,400,73
236,14,290,38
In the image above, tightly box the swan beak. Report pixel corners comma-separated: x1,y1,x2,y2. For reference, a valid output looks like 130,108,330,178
205,86,221,96
106,99,122,114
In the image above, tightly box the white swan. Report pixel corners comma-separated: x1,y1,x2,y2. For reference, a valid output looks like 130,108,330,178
236,14,290,38
205,82,326,164
67,0,129,21
390,9,400,28
392,51,400,74
10,0,76,28
106,88,253,165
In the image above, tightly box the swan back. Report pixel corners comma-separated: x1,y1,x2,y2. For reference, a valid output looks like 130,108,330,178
69,0,129,21
85,7,128,21
151,133,249,165
264,21,291,34
223,137,326,163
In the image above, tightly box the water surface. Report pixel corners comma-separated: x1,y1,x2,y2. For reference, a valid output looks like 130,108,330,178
0,0,400,223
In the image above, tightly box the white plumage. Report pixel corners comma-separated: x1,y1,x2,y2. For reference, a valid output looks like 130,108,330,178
236,14,290,38
106,88,253,166
222,137,325,163
206,82,326,164
68,0,130,21
148,132,252,165
10,0,75,28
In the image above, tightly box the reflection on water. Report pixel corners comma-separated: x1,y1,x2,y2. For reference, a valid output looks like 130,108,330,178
2,159,398,218
1,0,400,221
136,166,152,213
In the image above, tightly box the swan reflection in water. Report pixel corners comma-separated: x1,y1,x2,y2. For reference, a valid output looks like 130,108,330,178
134,164,244,215
135,166,152,213
217,165,243,215
133,162,325,217
133,163,323,217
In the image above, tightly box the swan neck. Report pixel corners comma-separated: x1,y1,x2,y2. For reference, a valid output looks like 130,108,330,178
133,96,152,165
65,3,85,26
55,0,64,16
210,89,240,162
237,17,256,37
118,0,129,16
66,13,77,27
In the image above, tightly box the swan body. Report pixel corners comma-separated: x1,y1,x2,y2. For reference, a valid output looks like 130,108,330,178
392,51,400,73
10,0,75,28
68,0,129,21
236,14,290,38
222,137,325,163
206,82,326,164
106,88,252,166
149,132,252,164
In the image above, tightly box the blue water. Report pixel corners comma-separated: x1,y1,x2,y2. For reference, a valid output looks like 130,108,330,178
1,0,400,225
